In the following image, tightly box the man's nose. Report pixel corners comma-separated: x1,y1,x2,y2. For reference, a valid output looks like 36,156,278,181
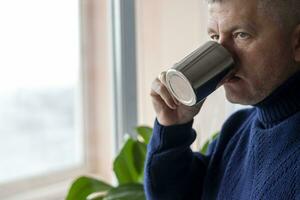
218,37,231,50
218,37,236,58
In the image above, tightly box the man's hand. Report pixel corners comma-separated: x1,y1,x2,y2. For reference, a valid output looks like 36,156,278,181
150,71,204,126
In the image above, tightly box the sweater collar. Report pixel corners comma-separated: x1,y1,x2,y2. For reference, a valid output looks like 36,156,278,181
254,71,300,126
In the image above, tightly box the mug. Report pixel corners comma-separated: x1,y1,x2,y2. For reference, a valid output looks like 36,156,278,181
165,41,234,106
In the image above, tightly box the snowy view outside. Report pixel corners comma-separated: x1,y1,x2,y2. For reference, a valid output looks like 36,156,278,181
0,88,82,183
0,0,83,183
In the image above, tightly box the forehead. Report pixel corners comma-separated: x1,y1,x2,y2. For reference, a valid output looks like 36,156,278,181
207,0,261,32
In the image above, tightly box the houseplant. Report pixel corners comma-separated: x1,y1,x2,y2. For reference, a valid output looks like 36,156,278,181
66,126,218,200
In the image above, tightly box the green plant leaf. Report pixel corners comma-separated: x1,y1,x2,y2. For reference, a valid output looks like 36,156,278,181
135,126,152,145
132,141,147,182
200,131,220,154
113,138,147,185
113,138,139,184
103,184,146,200
66,176,113,200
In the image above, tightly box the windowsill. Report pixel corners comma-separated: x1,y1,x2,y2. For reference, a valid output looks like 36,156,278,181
0,167,92,200
4,179,71,200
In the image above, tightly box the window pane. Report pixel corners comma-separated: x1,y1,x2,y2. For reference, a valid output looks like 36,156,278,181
0,0,82,183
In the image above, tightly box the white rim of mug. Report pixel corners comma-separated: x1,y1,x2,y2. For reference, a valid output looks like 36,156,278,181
165,69,197,106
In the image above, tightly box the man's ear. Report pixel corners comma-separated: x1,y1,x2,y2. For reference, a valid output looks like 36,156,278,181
292,24,300,62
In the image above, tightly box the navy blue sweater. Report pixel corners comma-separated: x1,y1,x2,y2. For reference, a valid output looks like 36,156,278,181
144,71,300,200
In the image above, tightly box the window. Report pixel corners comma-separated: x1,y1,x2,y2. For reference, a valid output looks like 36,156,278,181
0,0,85,198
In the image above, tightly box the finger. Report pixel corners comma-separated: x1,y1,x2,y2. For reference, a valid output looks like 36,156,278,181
158,71,167,85
151,78,177,109
150,91,171,111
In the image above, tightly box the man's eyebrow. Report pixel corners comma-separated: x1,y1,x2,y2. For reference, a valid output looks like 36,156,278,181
229,23,256,32
207,22,256,34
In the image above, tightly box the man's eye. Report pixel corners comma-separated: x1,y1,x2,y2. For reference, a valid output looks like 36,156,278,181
234,32,250,39
210,35,219,41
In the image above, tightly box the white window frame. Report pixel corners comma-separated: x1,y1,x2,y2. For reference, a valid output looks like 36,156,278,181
110,0,138,153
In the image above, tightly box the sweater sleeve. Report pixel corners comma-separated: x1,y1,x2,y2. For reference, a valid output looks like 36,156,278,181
144,119,210,200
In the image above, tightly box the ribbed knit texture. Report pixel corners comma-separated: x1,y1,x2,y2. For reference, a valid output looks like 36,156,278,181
144,71,300,200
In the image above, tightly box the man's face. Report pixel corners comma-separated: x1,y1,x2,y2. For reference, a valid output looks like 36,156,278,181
208,0,299,105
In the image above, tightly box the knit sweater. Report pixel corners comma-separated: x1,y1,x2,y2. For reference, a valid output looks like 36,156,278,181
144,71,300,200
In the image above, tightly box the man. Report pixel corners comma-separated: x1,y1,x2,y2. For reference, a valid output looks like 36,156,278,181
144,0,300,199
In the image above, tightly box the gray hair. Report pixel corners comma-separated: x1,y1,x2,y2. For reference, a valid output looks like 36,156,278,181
207,0,300,32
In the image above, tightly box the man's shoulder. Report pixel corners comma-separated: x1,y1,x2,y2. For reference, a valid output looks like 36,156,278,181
222,107,256,134
217,108,255,148
207,108,256,156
